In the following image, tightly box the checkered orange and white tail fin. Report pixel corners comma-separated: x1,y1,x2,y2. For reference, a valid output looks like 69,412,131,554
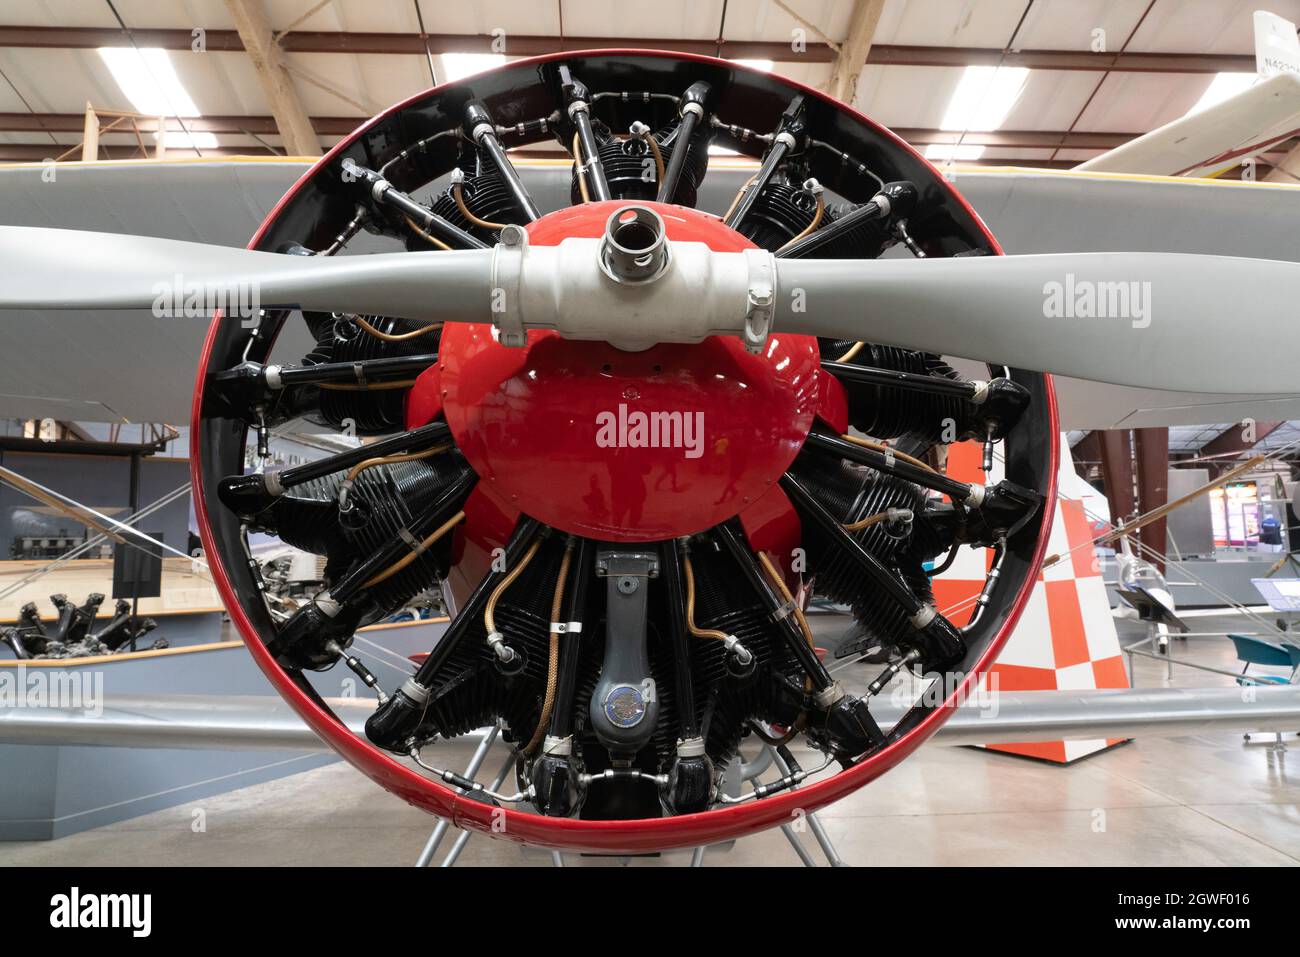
938,439,1128,763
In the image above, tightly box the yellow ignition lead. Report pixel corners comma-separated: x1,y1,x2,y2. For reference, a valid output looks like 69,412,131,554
353,314,442,343
485,536,544,664
361,510,464,590
524,538,575,756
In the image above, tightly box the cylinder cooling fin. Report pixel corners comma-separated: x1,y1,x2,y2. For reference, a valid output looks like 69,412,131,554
567,116,712,207
296,313,442,435
192,50,1057,854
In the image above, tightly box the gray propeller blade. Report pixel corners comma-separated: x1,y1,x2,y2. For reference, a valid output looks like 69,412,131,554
0,226,494,322
3,226,1293,396
774,252,1298,394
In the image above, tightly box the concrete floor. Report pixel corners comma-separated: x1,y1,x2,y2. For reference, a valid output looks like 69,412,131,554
2,613,1297,867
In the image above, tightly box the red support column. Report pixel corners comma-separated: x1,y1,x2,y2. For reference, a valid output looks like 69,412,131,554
1098,429,1136,527
1071,431,1102,483
1134,428,1169,574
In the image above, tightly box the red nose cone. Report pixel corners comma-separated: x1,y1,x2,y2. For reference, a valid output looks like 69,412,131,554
429,201,821,542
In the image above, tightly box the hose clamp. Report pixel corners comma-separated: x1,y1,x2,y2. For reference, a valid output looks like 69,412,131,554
771,598,798,622
263,469,285,497
398,527,428,555
742,249,775,355
399,677,430,705
910,603,937,629
543,735,572,756
676,736,707,758
491,224,528,348
315,591,342,618
813,682,843,709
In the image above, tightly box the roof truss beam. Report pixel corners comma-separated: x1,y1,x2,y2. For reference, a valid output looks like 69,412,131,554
0,27,1257,73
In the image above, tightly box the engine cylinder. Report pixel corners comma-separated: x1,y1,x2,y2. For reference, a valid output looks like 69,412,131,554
819,343,970,445
786,452,936,654
569,120,709,206
255,452,473,612
299,313,440,435
430,169,530,243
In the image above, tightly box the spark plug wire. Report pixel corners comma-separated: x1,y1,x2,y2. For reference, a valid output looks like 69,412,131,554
523,537,575,756
485,535,544,664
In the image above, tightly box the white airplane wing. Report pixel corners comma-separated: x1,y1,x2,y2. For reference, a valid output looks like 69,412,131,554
1075,72,1300,178
1077,11,1300,179
0,160,1296,431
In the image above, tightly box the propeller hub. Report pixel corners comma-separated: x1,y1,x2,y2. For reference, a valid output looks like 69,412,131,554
423,201,822,541
599,204,671,284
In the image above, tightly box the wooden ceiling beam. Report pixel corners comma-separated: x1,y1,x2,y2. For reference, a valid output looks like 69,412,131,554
828,0,886,104
222,0,321,156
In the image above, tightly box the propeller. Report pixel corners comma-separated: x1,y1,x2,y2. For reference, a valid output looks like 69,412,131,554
773,252,1298,395
0,226,493,322
1,225,1293,395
